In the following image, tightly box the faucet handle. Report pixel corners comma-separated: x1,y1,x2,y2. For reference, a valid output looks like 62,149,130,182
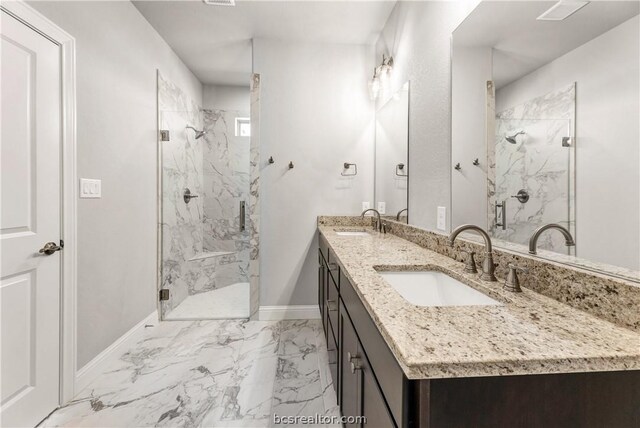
460,250,478,274
504,264,528,293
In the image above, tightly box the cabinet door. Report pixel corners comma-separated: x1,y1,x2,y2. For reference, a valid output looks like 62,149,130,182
327,275,339,336
340,304,361,427
360,352,396,428
327,320,339,398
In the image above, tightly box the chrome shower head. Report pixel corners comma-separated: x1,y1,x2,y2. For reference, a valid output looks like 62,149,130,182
186,125,206,140
506,131,525,144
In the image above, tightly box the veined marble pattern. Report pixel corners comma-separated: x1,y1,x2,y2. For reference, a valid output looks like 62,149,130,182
248,74,261,320
489,83,576,254
41,319,340,428
485,81,496,234
200,108,250,294
159,72,207,316
158,72,259,319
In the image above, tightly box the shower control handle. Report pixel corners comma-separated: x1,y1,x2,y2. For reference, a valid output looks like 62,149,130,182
183,188,198,204
511,189,530,204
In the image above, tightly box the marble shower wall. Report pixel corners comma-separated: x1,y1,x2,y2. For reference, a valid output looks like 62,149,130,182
159,72,254,319
158,72,206,317
249,74,261,319
201,109,251,291
489,83,576,254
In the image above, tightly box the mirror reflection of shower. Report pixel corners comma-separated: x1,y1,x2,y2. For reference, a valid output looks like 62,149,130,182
505,130,525,144
186,125,206,139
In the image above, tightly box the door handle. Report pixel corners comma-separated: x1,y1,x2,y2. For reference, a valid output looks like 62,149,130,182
495,200,506,230
239,201,246,232
39,241,63,255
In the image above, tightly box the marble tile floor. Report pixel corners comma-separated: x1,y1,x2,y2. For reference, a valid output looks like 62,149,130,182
166,283,250,320
40,319,340,428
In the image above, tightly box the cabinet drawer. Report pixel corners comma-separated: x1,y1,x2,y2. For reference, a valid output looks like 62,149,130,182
340,270,407,426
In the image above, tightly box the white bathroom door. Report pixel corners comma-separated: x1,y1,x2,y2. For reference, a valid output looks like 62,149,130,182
1,9,62,427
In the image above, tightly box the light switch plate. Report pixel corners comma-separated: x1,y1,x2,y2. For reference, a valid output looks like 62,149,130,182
377,201,386,214
362,201,370,212
437,206,446,231
80,178,102,198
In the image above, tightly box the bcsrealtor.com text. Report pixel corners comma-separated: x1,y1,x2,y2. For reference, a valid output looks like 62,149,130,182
273,414,367,425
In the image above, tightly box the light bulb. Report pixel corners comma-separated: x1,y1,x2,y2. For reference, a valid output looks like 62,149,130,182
369,77,380,100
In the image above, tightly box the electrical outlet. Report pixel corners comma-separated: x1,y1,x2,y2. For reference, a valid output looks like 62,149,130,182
377,201,386,214
437,206,446,231
362,202,370,212
80,178,102,198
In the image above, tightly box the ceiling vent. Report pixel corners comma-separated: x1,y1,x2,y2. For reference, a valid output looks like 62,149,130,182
202,0,235,6
537,1,589,21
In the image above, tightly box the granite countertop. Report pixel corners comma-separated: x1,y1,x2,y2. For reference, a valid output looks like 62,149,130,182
319,225,640,380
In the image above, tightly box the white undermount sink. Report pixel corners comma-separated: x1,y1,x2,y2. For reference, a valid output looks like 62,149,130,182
378,270,501,307
334,230,370,236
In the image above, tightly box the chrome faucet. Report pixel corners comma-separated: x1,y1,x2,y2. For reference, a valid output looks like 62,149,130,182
361,209,382,232
448,224,497,281
396,208,408,221
529,223,575,255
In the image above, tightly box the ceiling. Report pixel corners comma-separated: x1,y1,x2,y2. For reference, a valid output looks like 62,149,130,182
453,1,640,88
133,0,396,86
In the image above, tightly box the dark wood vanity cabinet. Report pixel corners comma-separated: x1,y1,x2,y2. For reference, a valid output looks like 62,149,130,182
319,233,341,401
340,300,396,428
318,232,403,427
317,232,639,428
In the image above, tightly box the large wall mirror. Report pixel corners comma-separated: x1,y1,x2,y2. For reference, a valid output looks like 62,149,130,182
375,82,409,222
451,1,639,281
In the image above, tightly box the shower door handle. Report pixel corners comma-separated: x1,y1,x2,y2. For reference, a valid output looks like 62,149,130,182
239,201,246,232
495,200,506,230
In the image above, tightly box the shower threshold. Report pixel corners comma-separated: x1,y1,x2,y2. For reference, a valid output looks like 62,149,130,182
165,282,250,320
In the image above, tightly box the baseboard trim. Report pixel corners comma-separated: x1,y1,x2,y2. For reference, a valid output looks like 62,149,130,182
258,305,321,321
75,310,158,394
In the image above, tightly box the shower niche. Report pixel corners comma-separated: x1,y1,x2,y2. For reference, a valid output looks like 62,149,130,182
157,71,257,320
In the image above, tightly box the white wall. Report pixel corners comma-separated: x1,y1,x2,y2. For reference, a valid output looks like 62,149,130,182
203,84,250,111
253,39,374,306
375,86,409,216
28,1,203,368
495,16,640,270
451,46,492,228
375,1,481,232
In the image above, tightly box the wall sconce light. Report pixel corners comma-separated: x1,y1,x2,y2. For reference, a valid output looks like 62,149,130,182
369,54,394,100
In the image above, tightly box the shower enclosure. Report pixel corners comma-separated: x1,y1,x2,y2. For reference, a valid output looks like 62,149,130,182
489,83,576,255
157,72,253,320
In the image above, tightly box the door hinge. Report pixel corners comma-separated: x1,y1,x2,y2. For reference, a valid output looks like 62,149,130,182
159,289,170,301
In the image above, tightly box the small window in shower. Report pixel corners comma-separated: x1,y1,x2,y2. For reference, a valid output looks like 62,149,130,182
235,117,251,137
